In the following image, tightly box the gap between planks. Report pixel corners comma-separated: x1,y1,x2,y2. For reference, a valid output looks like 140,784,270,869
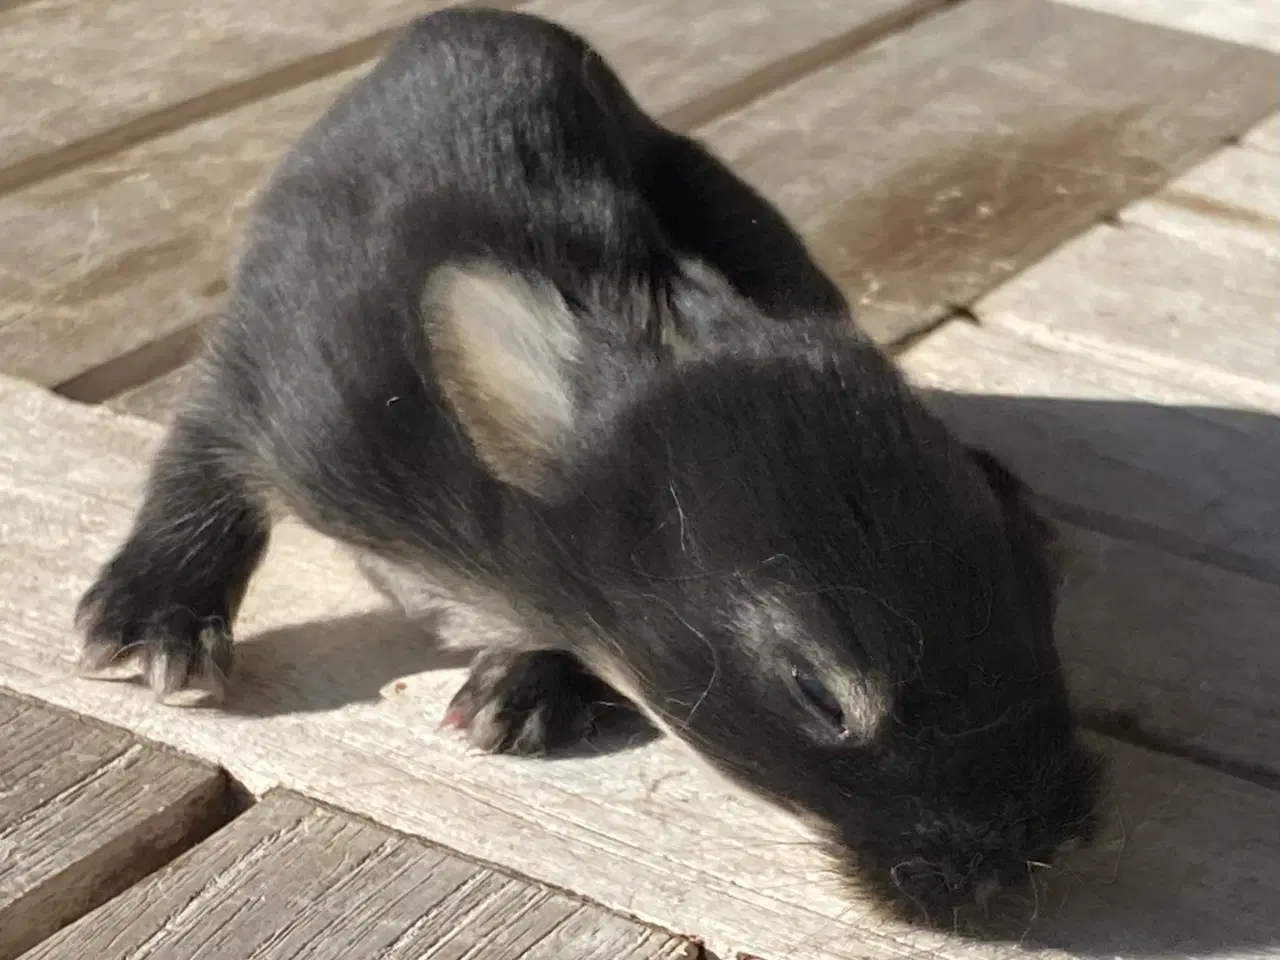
0,687,233,960
22,790,703,960
0,689,700,959
0,0,496,191
0,27,408,199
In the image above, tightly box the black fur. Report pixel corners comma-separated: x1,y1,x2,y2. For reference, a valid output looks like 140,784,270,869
76,7,1103,927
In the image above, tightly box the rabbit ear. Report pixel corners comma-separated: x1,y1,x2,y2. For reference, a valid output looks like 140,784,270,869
424,263,582,496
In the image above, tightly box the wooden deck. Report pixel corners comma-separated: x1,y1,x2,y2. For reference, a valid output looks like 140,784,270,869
0,0,1278,957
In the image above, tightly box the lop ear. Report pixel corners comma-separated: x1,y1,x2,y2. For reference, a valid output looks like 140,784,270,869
423,263,582,496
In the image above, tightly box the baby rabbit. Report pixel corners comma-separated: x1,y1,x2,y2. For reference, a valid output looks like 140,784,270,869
76,6,1104,927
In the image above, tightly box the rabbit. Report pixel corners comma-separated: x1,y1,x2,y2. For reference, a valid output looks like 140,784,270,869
75,6,1104,927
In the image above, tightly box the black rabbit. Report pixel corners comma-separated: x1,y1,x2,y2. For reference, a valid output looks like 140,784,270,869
76,7,1103,927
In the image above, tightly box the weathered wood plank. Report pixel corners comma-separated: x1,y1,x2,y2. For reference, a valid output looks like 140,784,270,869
0,0,470,184
0,688,230,960
0,68,365,393
974,219,1279,393
1053,523,1280,782
39,380,1280,787
1119,144,1280,257
24,790,699,960
0,0,927,188
8,0,1280,397
1054,0,1280,52
0,0,938,394
902,319,1280,584
2,377,1280,959
526,0,944,124
697,0,1277,327
1243,112,1280,155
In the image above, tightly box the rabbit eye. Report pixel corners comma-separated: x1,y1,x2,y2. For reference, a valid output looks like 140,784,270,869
791,666,846,735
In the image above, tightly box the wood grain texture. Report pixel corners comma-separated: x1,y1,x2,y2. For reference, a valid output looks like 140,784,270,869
2,376,1280,959
902,319,1280,585
697,0,1278,326
975,221,1278,389
0,0,472,187
529,0,938,123
1052,523,1280,781
24,790,699,960
1054,0,1280,52
0,67,366,389
1119,143,1280,256
0,689,229,960
0,0,923,186
0,0,932,392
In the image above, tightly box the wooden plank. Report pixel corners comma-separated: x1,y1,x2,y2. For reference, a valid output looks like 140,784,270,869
901,320,1280,585
39,382,1280,787
0,688,229,960
1053,523,1280,782
0,67,363,391
1118,145,1280,258
2,377,1280,959
0,0,927,189
696,0,1277,327
0,0,468,184
1054,0,1280,52
24,790,699,960
0,0,938,394
525,0,945,125
1243,112,1280,155
975,221,1279,393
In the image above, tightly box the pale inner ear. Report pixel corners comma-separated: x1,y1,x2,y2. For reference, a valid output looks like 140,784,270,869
423,263,582,495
